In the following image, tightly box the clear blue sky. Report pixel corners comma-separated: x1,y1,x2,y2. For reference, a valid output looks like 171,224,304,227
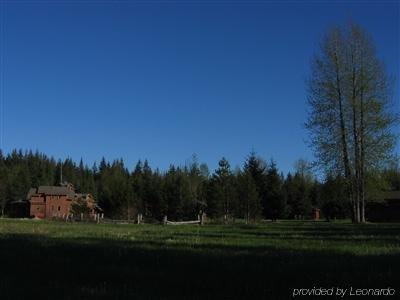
0,0,399,174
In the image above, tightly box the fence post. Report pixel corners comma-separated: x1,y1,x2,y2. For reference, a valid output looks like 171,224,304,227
163,215,167,225
80,213,83,221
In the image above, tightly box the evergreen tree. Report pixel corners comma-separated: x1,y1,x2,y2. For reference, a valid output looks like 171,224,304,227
321,175,349,221
4,147,392,222
131,160,144,216
210,157,237,222
243,152,266,218
264,160,286,221
291,173,312,219
283,160,316,219
237,171,261,223
6,164,31,202
0,151,7,216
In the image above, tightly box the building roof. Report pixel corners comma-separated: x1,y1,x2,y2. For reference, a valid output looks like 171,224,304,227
37,186,74,196
26,186,75,200
9,199,29,204
383,191,400,200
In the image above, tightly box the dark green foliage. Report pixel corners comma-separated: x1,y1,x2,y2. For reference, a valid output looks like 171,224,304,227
163,166,183,219
289,173,313,219
382,162,400,191
284,160,318,220
2,148,396,220
0,151,6,216
237,171,261,222
207,158,237,221
243,152,266,217
204,178,221,218
264,161,286,220
321,175,350,221
130,160,144,216
70,197,90,217
97,159,131,218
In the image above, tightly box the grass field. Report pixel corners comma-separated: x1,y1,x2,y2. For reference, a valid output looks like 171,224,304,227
0,219,399,299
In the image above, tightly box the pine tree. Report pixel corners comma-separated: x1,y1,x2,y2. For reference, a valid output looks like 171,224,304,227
321,175,349,221
264,160,286,221
237,171,261,223
211,157,237,222
131,160,144,217
0,151,7,216
243,152,266,218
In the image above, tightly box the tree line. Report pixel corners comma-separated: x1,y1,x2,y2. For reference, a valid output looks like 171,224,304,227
0,149,399,221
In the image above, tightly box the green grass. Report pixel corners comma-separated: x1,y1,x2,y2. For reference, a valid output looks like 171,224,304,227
0,219,399,299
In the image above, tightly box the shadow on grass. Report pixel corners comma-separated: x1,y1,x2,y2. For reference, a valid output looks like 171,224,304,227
173,231,400,246
0,233,399,300
170,222,400,246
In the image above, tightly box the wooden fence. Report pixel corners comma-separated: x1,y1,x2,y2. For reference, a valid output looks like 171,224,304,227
163,215,204,225
52,212,205,226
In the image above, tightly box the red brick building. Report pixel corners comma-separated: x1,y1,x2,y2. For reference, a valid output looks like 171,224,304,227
27,182,98,219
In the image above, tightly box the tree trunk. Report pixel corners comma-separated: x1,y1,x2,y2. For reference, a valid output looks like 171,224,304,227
359,71,366,223
356,200,360,223
352,200,359,223
334,51,354,221
361,192,365,223
246,202,249,224
351,62,361,224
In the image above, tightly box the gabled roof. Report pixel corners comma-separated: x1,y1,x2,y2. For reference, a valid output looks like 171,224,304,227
27,186,75,200
37,186,74,196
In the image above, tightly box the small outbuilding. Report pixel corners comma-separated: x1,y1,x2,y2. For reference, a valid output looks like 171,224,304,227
311,208,321,220
367,191,400,222
5,199,30,218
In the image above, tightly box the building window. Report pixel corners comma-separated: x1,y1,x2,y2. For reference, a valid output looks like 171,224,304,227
58,206,61,211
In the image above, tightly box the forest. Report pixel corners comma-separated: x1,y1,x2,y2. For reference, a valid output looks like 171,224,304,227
0,149,399,221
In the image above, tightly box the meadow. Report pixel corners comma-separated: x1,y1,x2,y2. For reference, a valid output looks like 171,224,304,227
0,219,399,299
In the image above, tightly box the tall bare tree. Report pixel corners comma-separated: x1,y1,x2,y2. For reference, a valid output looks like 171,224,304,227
306,23,398,223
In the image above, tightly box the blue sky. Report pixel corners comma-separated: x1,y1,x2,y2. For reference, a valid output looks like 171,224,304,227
0,0,399,174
